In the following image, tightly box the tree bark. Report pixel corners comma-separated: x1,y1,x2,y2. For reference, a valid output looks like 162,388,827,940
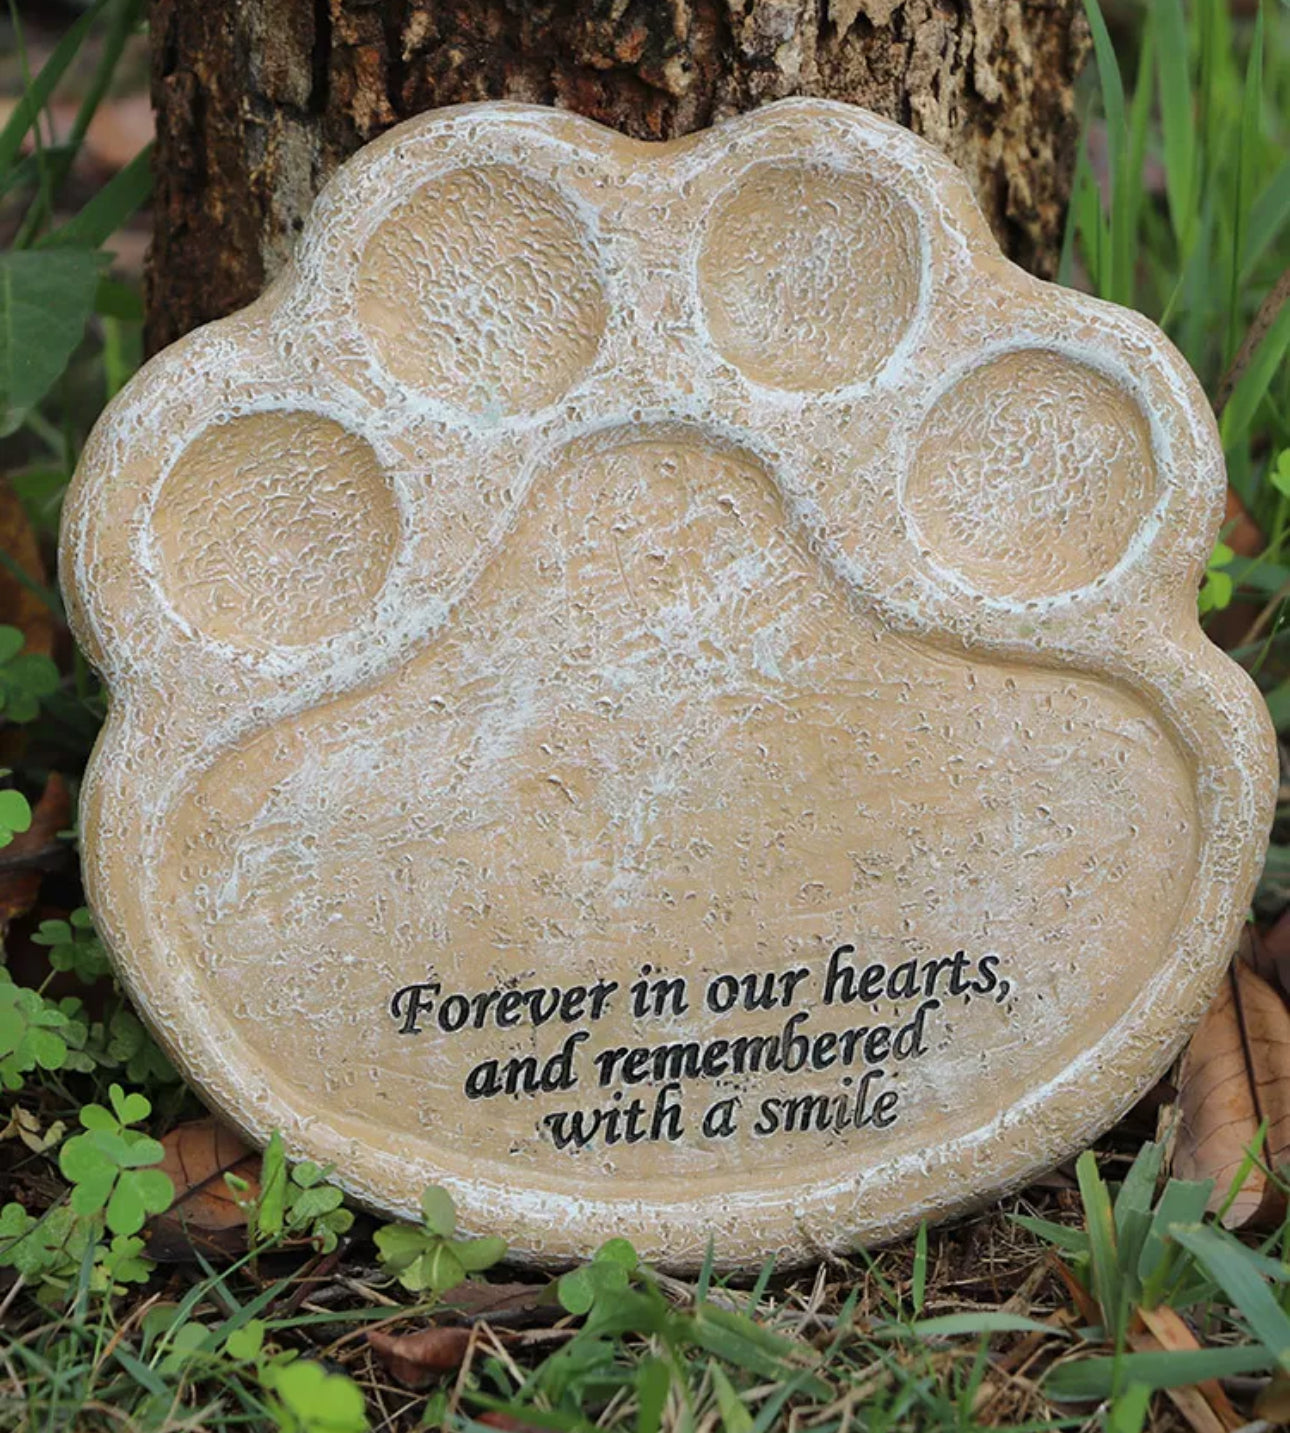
146,0,1089,355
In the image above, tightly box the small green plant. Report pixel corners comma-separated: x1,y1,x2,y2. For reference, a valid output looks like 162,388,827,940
230,1130,356,1255
57,1083,173,1235
0,626,59,722
1020,1142,1290,1402
0,784,31,848
0,1198,153,1301
557,1235,639,1314
31,907,112,983
261,1357,369,1433
0,969,71,1088
1200,540,1236,613
373,1184,507,1294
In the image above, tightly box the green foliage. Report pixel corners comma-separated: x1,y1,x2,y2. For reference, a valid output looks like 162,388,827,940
373,1184,507,1294
1018,1143,1290,1402
0,1198,152,1301
57,1083,173,1236
0,970,70,1088
0,1200,88,1285
0,0,150,573
0,248,103,437
1199,540,1236,613
32,907,112,984
0,626,59,721
1076,0,1290,474
558,1236,639,1315
0,785,31,848
261,1358,369,1433
230,1130,356,1256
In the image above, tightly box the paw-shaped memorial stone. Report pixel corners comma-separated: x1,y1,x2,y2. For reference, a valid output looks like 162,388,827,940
61,100,1277,1269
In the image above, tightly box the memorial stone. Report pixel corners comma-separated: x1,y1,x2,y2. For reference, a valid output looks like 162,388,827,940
60,99,1278,1269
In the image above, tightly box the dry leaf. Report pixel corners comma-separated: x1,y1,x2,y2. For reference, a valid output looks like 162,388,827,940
1252,915,1290,1000
367,1326,474,1388
0,477,54,658
1137,1305,1243,1433
1127,1330,1224,1433
476,1415,548,1433
1222,486,1265,558
0,1105,66,1154
1048,1253,1100,1327
1174,956,1290,1228
438,1280,552,1324
0,773,70,933
145,1117,260,1261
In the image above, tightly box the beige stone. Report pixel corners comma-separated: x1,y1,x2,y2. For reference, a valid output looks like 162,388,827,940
60,99,1277,1270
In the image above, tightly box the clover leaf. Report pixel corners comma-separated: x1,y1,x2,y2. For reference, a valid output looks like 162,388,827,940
1199,540,1235,615
32,908,112,984
0,1200,93,1293
0,787,31,849
262,1357,369,1433
373,1184,506,1295
58,1083,173,1236
558,1236,639,1315
0,972,70,1089
242,1133,355,1255
0,625,58,723
286,1161,354,1253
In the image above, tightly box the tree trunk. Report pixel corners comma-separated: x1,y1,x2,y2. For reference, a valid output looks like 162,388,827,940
146,0,1089,355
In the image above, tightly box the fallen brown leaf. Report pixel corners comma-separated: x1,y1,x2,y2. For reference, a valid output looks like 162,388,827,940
1047,1253,1100,1328
1127,1329,1224,1433
0,773,70,933
0,477,54,658
1137,1305,1243,1433
1174,954,1290,1228
145,1117,260,1261
1223,486,1265,559
476,1415,548,1433
1252,917,1290,1001
437,1280,553,1324
367,1325,474,1388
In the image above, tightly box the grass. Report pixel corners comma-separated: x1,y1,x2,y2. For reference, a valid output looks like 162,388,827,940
2,0,1290,1429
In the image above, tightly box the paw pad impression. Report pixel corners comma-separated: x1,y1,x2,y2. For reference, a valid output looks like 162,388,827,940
61,100,1276,1268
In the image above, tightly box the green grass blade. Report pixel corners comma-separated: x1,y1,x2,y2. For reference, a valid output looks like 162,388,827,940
1138,1179,1213,1306
1011,1214,1090,1256
695,1236,715,1304
14,0,145,247
1221,292,1290,450
1106,1383,1152,1433
1122,20,1156,305
636,1357,671,1433
1082,0,1127,303
911,1220,928,1315
0,0,108,182
1076,1150,1122,1334
1243,158,1290,280
1114,1142,1163,1235
38,146,153,252
1170,1222,1290,1370
1229,2,1266,359
710,1363,753,1433
1046,1344,1274,1400
1057,128,1088,289
1156,0,1196,252
906,1312,1060,1337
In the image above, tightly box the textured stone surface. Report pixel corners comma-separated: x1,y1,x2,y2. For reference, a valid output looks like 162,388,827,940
63,100,1276,1270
